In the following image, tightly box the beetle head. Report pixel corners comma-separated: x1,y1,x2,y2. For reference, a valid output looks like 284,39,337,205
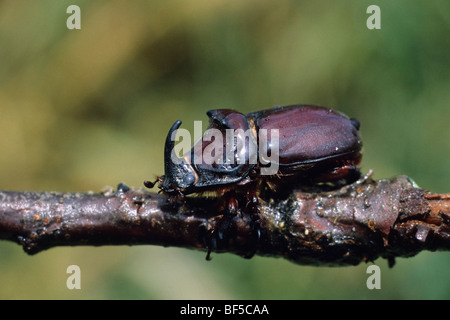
159,120,197,195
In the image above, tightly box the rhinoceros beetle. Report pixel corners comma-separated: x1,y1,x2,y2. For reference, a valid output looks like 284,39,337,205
145,104,362,259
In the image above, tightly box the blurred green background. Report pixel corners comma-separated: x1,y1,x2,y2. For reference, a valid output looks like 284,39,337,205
0,0,449,299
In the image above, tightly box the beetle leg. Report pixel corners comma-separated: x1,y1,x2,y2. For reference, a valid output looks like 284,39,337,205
315,165,361,185
243,189,261,259
206,192,239,261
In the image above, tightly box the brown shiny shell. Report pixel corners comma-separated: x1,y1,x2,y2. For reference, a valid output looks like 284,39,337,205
251,105,362,166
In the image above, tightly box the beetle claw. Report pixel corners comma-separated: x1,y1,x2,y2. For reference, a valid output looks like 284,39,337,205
243,220,261,259
205,215,234,261
205,238,215,261
205,195,238,260
244,195,261,259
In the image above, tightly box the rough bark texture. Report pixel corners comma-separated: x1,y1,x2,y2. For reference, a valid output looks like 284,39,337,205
0,175,449,266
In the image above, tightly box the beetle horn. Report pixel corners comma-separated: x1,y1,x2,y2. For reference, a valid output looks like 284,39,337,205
164,120,182,181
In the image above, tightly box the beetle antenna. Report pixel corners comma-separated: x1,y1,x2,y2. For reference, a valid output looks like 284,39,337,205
144,180,158,188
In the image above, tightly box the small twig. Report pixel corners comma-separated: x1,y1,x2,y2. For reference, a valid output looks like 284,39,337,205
0,175,448,266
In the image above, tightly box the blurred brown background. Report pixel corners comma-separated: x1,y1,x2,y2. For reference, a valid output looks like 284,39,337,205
0,0,448,299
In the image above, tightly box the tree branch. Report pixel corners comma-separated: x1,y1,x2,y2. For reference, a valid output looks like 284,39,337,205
0,174,448,266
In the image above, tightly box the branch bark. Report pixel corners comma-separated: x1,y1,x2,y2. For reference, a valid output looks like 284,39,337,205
0,175,449,267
